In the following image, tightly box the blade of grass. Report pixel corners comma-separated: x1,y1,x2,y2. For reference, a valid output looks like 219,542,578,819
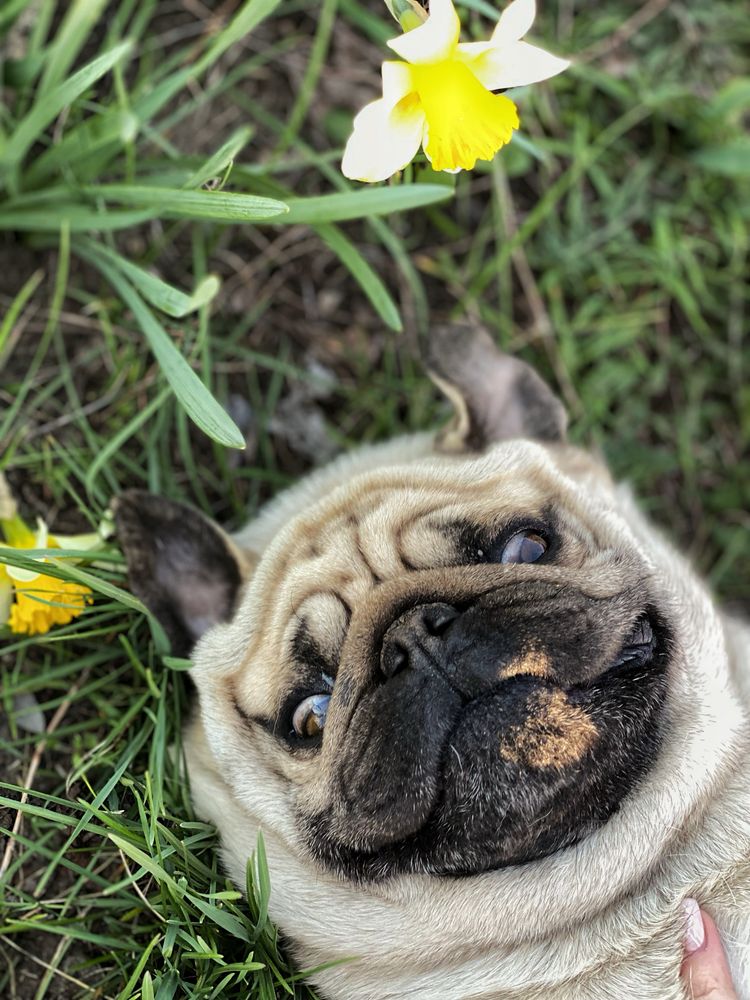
0,0,32,30
0,40,134,181
74,245,245,448
37,0,111,97
193,0,286,76
316,223,402,332
0,223,69,440
691,139,750,177
82,184,288,221
182,127,255,189
110,834,252,943
278,184,454,224
83,387,171,496
24,109,139,187
0,268,44,364
274,0,338,153
75,236,220,317
0,206,159,232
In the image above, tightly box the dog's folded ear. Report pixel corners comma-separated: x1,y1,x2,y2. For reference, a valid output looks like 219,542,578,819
426,325,567,452
114,491,253,657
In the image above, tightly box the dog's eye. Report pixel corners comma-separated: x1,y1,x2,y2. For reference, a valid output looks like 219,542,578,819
292,694,331,738
499,531,547,564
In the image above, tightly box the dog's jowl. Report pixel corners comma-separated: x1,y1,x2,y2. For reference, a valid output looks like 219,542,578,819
117,326,750,1000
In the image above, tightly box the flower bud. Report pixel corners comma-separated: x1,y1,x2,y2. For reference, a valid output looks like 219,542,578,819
383,0,427,31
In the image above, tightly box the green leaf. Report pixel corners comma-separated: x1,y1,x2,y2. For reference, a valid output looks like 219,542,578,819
316,223,402,331
691,139,750,177
0,550,148,615
107,835,252,942
25,109,139,187
274,0,338,151
75,237,220,317
74,244,245,448
161,656,194,672
0,268,44,362
0,0,33,31
115,935,160,1000
251,831,272,937
83,387,170,495
1,920,137,951
19,0,284,188
82,184,288,221
279,184,454,225
705,78,750,122
0,207,158,232
182,126,254,189
193,0,286,76
0,39,133,176
38,0,111,98
141,971,155,1000
108,834,181,892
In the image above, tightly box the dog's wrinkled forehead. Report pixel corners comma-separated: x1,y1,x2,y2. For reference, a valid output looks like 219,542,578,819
194,437,623,719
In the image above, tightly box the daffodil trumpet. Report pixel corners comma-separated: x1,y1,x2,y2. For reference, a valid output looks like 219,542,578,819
342,0,569,182
0,474,100,636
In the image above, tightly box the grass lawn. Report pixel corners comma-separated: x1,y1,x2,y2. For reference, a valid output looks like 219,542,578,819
0,0,748,996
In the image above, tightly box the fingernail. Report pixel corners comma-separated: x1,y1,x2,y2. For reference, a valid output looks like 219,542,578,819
682,898,706,954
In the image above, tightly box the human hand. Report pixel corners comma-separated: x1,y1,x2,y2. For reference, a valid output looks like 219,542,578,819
681,899,738,999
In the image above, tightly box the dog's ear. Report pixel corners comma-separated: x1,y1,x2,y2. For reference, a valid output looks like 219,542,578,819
426,325,567,452
114,491,254,656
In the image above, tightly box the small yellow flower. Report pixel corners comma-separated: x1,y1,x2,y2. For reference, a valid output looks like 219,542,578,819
342,0,570,182
0,477,97,636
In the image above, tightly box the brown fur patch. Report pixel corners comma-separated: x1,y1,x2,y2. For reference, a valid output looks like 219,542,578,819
498,648,552,680
500,690,598,769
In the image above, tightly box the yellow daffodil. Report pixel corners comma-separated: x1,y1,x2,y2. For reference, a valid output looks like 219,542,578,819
0,475,97,636
342,0,570,182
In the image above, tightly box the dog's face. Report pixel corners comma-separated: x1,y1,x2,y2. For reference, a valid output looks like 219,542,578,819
117,328,674,882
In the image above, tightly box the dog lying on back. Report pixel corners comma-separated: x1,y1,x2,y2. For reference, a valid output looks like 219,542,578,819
117,326,750,999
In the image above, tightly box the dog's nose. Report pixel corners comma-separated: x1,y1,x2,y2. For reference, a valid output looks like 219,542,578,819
380,603,461,679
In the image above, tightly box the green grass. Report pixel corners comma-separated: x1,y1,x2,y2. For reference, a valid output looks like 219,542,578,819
1,0,749,996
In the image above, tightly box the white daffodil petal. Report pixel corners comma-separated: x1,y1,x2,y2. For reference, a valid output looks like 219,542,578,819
34,518,49,549
455,40,494,59
342,97,425,183
387,0,460,64
0,574,13,623
49,530,102,551
382,61,414,105
6,562,43,584
464,40,570,90
492,0,536,44
0,473,16,521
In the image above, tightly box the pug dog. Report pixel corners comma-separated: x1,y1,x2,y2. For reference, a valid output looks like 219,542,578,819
116,326,750,1000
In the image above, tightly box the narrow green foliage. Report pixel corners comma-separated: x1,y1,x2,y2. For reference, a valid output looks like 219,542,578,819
281,185,455,224
0,268,44,361
183,128,256,190
691,139,750,178
1,2,747,1000
74,247,246,449
75,237,220,317
81,185,289,222
0,0,456,451
0,40,134,181
317,223,403,331
37,0,111,98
